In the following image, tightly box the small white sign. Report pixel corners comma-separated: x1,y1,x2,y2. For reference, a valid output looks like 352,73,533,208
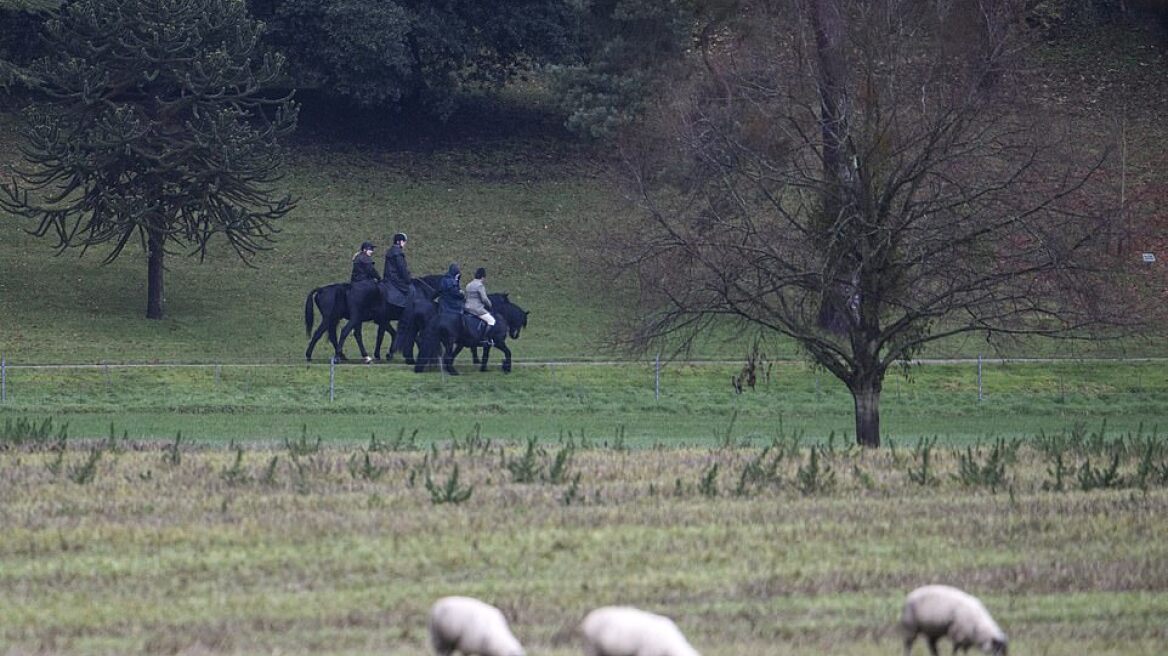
1142,252,1157,263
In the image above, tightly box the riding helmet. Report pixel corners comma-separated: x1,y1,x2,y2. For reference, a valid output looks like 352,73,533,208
360,240,375,251
393,232,408,244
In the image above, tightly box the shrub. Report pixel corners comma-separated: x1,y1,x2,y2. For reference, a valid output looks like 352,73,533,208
797,445,835,496
698,462,719,498
906,437,939,487
426,463,473,504
954,438,1018,492
1,416,68,450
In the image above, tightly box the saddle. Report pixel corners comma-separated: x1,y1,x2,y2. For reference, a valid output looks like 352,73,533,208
461,313,493,345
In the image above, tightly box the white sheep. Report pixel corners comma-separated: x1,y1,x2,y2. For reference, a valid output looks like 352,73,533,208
578,606,701,656
900,585,1008,656
428,596,526,656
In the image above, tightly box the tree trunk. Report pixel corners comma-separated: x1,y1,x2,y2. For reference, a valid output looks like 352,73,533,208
850,378,882,448
808,0,854,215
146,228,165,320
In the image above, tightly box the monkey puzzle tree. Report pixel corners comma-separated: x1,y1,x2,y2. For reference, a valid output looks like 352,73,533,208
619,0,1142,447
0,0,296,319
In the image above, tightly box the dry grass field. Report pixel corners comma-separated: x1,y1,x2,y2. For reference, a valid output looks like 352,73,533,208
1,434,1165,655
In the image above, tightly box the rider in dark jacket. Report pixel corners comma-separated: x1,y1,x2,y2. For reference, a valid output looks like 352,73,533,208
383,232,411,295
438,262,464,314
350,241,380,283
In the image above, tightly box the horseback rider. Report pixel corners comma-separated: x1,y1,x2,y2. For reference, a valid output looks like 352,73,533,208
382,232,412,307
438,262,464,315
465,267,495,346
350,241,380,284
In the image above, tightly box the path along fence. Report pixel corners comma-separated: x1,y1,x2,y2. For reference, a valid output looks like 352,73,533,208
1,354,1166,406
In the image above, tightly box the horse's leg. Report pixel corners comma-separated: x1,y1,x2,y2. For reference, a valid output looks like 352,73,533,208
353,323,372,362
403,326,418,365
442,333,459,376
306,320,331,362
383,324,397,362
338,319,368,362
479,345,490,372
497,339,512,373
328,318,345,361
374,324,386,361
413,334,429,373
471,346,480,365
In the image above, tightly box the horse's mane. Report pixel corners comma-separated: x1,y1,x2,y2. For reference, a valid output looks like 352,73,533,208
488,292,527,328
412,274,445,300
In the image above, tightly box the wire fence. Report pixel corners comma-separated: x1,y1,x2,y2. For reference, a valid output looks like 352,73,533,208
1,353,1166,407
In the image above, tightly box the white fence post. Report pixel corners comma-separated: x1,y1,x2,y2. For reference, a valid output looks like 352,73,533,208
654,353,661,401
329,359,336,402
977,354,983,402
1,355,6,403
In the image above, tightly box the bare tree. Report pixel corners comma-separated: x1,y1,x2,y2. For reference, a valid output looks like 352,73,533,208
618,0,1143,447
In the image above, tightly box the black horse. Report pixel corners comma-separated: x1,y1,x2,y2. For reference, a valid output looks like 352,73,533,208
385,275,443,362
335,274,444,363
415,293,529,375
304,282,395,362
457,293,530,365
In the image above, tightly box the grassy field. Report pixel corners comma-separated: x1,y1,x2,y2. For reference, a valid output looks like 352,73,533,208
0,359,1165,445
2,31,1167,656
2,91,1165,366
0,435,1165,655
0,94,645,365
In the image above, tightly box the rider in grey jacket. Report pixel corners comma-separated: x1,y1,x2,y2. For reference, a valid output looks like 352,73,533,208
464,267,494,326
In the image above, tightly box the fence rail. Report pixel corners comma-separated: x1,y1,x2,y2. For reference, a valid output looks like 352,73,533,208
3,356,1167,370
1,354,1165,407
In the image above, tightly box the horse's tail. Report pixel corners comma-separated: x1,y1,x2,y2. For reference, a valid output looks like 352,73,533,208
305,287,320,337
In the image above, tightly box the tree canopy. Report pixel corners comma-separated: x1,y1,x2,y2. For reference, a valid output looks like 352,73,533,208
248,0,579,114
0,0,297,319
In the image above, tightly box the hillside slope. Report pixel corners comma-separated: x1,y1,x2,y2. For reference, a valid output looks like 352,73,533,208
1,25,1166,365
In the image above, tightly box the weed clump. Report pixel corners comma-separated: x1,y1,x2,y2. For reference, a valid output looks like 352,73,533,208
426,463,473,504
906,437,939,487
954,438,1019,492
1,416,68,450
797,445,835,495
733,444,784,497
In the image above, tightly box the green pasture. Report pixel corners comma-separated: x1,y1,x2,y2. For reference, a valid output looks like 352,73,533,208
2,30,1167,656
0,440,1165,655
1,105,1164,367
0,360,1165,445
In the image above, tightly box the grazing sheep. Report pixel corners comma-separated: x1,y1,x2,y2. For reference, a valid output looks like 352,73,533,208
900,585,1008,656
579,606,701,656
428,596,526,656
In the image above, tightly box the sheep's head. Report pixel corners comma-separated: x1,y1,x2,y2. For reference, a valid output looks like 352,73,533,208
985,637,1007,656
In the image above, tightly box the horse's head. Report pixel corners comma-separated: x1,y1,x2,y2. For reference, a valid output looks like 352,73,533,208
505,299,528,339
510,309,529,340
